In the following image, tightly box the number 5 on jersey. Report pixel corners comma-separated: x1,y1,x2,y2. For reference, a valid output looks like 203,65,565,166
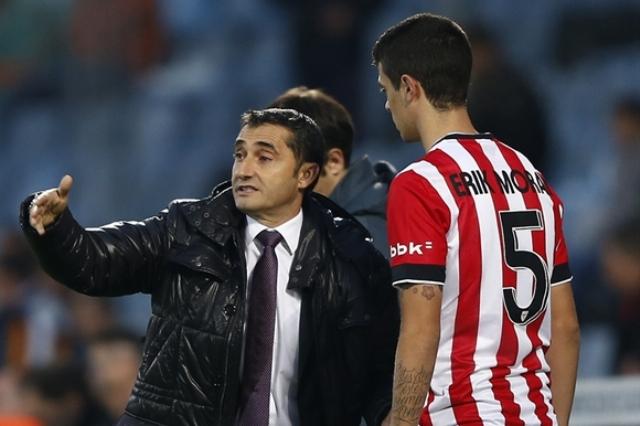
499,210,550,326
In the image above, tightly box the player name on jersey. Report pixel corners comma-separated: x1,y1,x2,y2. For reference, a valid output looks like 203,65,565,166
448,169,547,196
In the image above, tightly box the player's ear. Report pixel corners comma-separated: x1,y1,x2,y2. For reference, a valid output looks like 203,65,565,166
324,148,346,176
401,74,421,104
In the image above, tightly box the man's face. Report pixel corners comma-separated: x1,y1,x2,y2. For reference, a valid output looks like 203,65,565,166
377,63,419,142
232,124,311,226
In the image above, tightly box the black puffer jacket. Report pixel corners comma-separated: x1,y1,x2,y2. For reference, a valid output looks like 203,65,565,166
20,183,397,426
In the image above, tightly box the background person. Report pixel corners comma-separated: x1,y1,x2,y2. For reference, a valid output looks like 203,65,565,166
86,328,142,424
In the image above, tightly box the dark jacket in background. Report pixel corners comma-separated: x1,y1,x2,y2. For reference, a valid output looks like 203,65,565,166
330,156,395,258
20,182,397,426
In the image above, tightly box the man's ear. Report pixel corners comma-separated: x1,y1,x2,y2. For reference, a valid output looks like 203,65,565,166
400,74,421,105
324,148,346,176
298,162,320,190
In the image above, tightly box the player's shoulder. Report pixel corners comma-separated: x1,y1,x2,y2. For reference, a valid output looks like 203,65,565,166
421,133,493,172
393,144,460,185
392,159,435,189
491,138,566,205
389,159,449,205
488,135,542,172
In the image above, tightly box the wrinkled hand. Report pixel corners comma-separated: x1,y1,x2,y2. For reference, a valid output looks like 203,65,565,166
29,175,73,235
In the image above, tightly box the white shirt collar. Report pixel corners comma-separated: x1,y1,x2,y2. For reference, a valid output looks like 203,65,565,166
244,210,303,255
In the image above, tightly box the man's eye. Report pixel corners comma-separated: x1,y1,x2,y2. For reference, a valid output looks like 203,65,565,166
233,152,244,160
259,156,273,162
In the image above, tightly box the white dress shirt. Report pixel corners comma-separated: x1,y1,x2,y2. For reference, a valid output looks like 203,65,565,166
244,210,303,426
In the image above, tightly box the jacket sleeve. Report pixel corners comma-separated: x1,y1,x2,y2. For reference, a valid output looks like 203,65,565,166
362,246,399,425
19,194,171,296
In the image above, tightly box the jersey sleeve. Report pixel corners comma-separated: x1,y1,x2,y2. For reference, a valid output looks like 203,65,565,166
548,187,572,286
387,169,451,287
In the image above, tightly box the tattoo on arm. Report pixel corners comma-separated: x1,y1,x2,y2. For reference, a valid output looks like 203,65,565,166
407,284,442,301
392,363,431,422
421,285,436,300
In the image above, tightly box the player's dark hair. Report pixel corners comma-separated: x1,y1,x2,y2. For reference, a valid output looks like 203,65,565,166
372,13,472,110
240,108,326,191
269,86,354,167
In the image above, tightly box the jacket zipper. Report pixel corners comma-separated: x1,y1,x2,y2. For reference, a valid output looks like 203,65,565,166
218,236,247,424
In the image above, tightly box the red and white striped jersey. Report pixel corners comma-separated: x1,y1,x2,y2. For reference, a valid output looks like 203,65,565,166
387,133,572,426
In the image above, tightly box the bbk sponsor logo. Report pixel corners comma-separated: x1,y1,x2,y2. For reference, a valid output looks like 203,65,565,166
390,242,424,258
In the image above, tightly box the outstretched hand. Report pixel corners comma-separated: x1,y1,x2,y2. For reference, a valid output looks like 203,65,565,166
29,175,74,235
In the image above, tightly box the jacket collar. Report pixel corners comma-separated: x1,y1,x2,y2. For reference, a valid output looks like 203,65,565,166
182,182,370,290
182,181,245,247
330,156,378,206
329,156,394,214
287,200,323,290
287,192,372,290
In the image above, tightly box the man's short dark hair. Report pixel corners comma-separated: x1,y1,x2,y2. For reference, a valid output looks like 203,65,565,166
268,87,354,166
240,108,326,189
372,13,472,110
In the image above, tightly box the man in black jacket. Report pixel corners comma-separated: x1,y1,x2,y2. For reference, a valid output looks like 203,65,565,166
21,109,397,426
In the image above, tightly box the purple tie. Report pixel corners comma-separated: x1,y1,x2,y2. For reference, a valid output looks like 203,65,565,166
238,230,283,426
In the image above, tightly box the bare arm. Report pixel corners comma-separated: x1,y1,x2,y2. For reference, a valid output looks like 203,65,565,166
389,284,442,426
545,282,580,426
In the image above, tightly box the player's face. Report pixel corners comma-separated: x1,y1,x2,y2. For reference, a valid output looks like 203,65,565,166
377,64,418,141
232,124,308,226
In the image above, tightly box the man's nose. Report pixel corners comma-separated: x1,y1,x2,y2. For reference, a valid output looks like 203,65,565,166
233,158,254,178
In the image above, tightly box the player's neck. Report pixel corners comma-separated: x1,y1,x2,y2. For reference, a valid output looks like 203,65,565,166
418,105,477,151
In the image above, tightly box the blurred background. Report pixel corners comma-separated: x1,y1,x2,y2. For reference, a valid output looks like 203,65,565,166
1,0,639,424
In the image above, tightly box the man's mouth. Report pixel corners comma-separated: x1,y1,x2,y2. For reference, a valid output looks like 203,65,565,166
235,184,258,194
